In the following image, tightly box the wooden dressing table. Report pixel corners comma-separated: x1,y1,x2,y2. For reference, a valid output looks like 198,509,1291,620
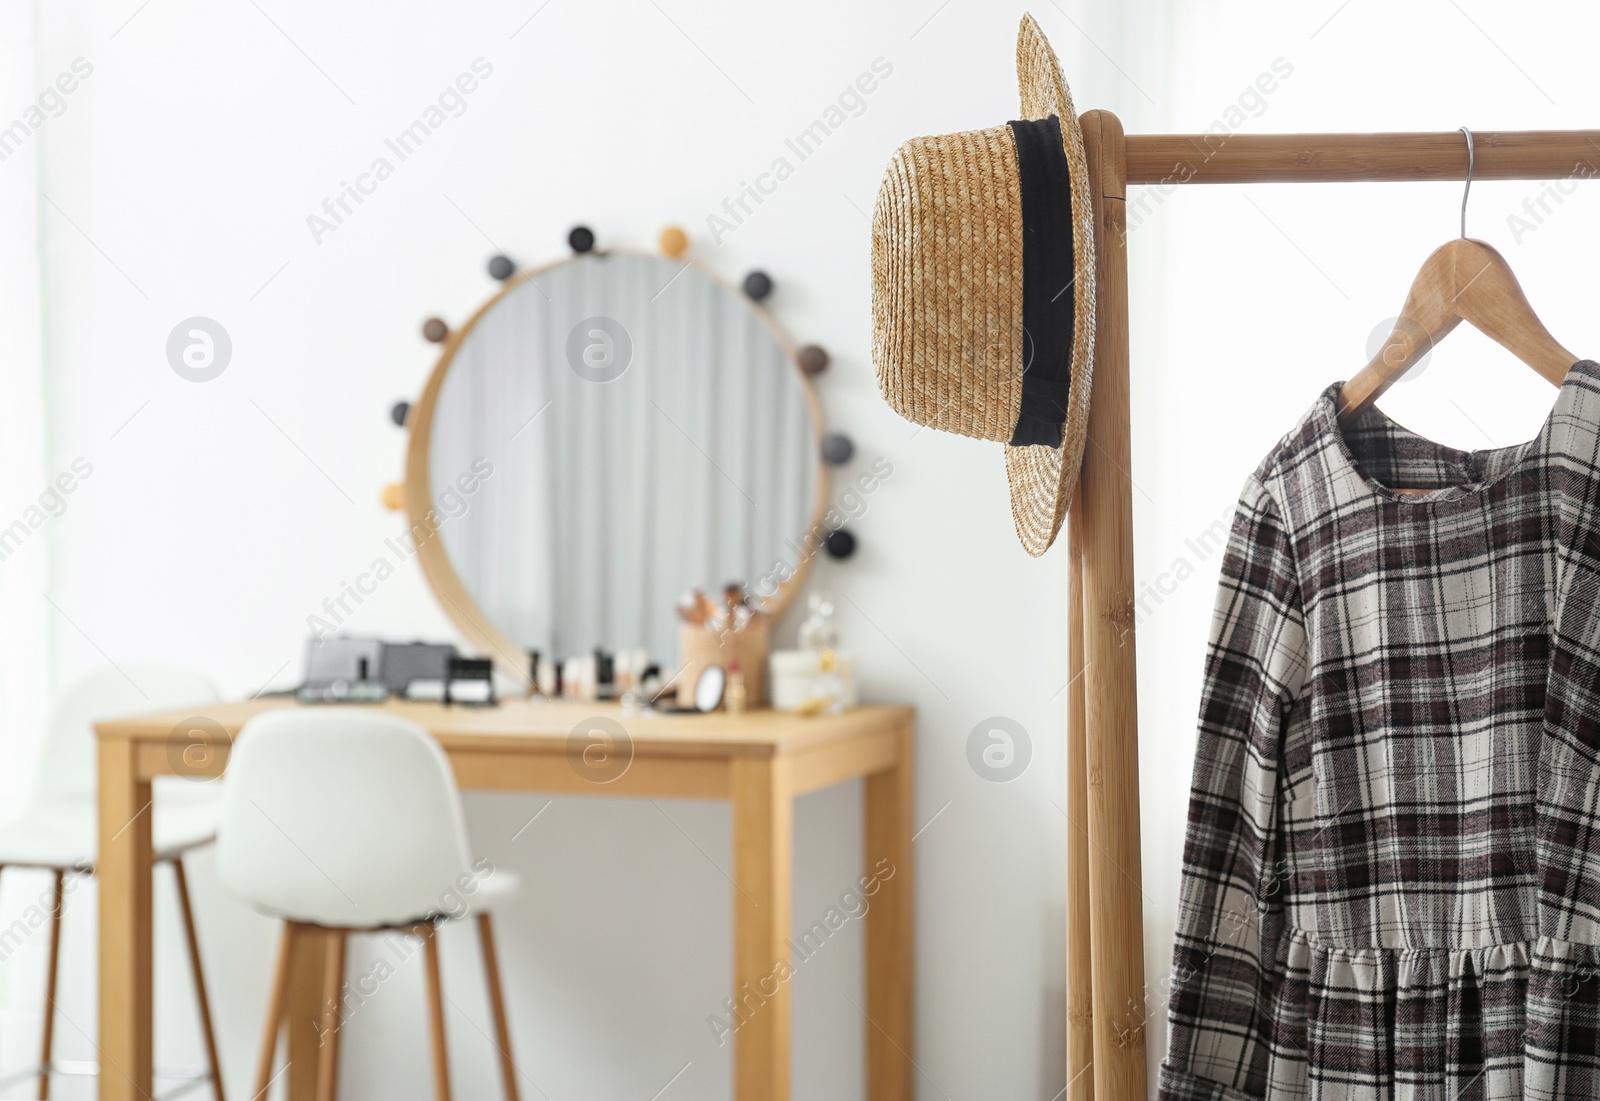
95,697,915,1101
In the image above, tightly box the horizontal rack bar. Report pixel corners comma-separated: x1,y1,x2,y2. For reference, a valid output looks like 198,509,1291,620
1124,129,1600,185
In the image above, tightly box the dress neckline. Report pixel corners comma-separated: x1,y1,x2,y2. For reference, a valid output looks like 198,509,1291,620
1314,359,1592,506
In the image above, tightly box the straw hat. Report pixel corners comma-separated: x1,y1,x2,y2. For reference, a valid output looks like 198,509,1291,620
871,13,1094,556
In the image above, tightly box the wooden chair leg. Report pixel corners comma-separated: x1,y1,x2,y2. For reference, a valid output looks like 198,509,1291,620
316,930,348,1101
475,914,520,1101
39,869,64,1101
418,923,452,1101
172,858,228,1101
255,922,300,1101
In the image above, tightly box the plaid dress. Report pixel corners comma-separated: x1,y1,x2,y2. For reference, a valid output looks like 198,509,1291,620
1160,359,1600,1101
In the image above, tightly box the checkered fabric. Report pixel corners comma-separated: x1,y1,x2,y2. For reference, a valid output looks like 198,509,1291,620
1160,359,1600,1101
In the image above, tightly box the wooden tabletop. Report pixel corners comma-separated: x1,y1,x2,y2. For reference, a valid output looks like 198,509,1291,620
95,696,915,760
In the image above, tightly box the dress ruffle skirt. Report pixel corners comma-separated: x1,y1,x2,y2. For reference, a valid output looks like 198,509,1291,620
1254,931,1600,1100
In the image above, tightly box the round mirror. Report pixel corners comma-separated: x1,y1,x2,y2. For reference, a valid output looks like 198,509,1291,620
405,251,825,676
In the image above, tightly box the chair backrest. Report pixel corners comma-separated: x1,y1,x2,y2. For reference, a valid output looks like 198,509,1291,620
216,709,476,928
31,664,219,807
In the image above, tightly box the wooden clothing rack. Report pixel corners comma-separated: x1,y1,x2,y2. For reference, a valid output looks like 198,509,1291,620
1065,116,1600,1101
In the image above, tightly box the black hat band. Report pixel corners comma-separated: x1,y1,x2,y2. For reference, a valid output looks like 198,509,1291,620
1006,114,1079,449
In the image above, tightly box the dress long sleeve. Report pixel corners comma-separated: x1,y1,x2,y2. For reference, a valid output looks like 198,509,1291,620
1159,473,1309,1101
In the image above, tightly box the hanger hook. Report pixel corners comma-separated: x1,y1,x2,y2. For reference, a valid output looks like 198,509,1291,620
1459,126,1475,239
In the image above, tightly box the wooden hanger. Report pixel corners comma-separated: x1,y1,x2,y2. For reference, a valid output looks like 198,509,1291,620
1336,132,1576,492
1337,238,1573,425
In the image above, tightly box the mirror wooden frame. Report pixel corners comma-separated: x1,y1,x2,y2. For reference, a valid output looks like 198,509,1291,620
401,249,831,684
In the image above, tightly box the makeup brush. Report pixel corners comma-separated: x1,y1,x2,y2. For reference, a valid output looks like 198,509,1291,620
723,583,746,631
695,590,719,626
677,589,710,626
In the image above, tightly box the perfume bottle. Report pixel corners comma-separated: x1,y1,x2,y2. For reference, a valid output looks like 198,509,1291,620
798,592,840,652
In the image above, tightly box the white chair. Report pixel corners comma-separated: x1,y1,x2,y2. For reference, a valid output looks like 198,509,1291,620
0,663,225,1100
216,709,520,1101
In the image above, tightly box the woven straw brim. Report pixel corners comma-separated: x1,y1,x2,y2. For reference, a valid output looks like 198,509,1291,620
1006,12,1095,556
870,13,1095,556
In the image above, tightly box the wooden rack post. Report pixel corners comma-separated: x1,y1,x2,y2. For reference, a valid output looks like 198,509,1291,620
1073,108,1146,1101
1065,117,1600,1101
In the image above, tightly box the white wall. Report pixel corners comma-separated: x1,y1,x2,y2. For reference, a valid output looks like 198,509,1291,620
11,0,1600,1098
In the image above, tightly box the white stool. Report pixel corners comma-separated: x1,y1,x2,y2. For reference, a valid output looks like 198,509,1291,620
0,663,225,1100
216,709,521,1101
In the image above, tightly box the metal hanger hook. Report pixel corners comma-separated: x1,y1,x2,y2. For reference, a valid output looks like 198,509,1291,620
1459,126,1475,239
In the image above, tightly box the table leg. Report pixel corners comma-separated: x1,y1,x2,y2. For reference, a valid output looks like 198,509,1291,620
284,931,332,1099
864,718,915,1101
731,757,793,1101
98,737,154,1101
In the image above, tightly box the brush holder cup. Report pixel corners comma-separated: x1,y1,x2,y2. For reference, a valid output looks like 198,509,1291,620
677,618,769,709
